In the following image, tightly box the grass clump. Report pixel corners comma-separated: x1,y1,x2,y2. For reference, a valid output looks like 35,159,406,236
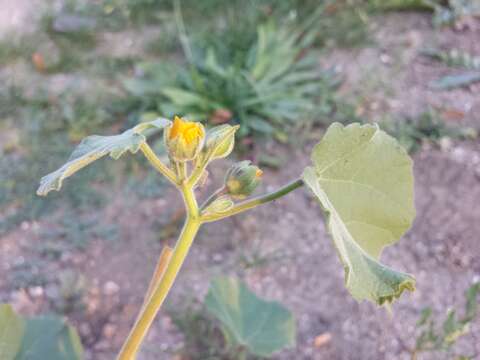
124,18,340,140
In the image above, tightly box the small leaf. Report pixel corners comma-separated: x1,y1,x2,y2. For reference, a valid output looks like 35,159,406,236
37,129,145,196
205,277,296,357
203,195,234,216
417,307,433,327
248,118,274,134
16,316,83,360
0,305,25,360
463,282,480,322
442,310,468,345
134,117,171,134
303,123,416,305
161,87,208,107
37,118,171,196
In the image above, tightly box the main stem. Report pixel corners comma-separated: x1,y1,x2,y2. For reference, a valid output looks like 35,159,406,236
117,185,200,360
116,178,303,358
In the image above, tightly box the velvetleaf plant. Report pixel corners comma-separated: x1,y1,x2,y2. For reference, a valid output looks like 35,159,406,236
37,116,416,359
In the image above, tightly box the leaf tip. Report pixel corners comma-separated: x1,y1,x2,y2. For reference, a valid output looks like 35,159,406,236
377,276,416,306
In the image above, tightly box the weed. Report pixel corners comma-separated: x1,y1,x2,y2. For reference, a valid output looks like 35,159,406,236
170,301,229,359
422,48,480,70
409,282,480,359
50,270,87,314
421,48,480,89
426,0,480,27
124,19,339,140
382,109,477,153
9,259,50,290
0,33,41,65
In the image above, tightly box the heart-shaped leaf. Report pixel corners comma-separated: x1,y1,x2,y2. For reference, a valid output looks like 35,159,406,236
0,305,83,360
205,277,296,356
15,316,83,360
303,123,416,305
37,119,171,196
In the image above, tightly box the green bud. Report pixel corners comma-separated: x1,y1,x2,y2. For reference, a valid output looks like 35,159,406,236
202,195,234,216
225,160,263,199
204,124,239,161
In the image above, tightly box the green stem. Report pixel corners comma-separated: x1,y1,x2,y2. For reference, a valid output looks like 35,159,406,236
116,217,201,360
181,182,199,218
188,157,209,188
116,174,303,358
200,186,226,210
117,183,200,360
139,142,177,185
201,178,304,222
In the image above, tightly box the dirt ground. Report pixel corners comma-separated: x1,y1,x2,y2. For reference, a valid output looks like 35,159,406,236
1,4,480,360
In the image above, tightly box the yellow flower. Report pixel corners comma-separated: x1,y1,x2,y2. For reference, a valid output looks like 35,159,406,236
165,116,205,161
169,116,204,144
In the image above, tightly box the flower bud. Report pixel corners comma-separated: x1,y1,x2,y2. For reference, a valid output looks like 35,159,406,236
164,116,205,162
204,124,239,161
202,195,234,216
225,161,263,199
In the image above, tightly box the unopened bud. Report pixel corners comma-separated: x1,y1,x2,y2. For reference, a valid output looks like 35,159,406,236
202,195,234,216
225,161,263,199
204,124,239,161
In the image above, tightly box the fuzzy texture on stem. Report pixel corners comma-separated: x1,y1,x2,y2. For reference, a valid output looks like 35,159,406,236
139,142,177,185
141,246,173,311
116,218,201,360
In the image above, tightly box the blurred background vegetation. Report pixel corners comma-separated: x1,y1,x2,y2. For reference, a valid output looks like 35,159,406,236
2,0,478,232
1,0,480,359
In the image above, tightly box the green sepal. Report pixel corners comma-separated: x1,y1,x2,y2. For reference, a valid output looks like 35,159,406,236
202,195,234,216
225,160,262,199
203,124,239,161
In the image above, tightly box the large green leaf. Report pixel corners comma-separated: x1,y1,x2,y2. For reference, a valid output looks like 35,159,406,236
0,305,25,360
0,305,83,360
205,277,295,357
36,118,171,196
303,123,416,305
15,316,83,360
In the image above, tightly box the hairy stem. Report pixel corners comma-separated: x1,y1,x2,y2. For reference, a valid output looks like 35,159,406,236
117,183,200,360
141,246,173,311
116,217,201,360
201,178,304,222
139,142,177,184
200,186,226,210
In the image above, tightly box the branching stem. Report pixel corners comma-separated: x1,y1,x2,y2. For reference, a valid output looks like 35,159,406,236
139,142,177,185
117,174,303,359
201,178,304,222
116,217,200,360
